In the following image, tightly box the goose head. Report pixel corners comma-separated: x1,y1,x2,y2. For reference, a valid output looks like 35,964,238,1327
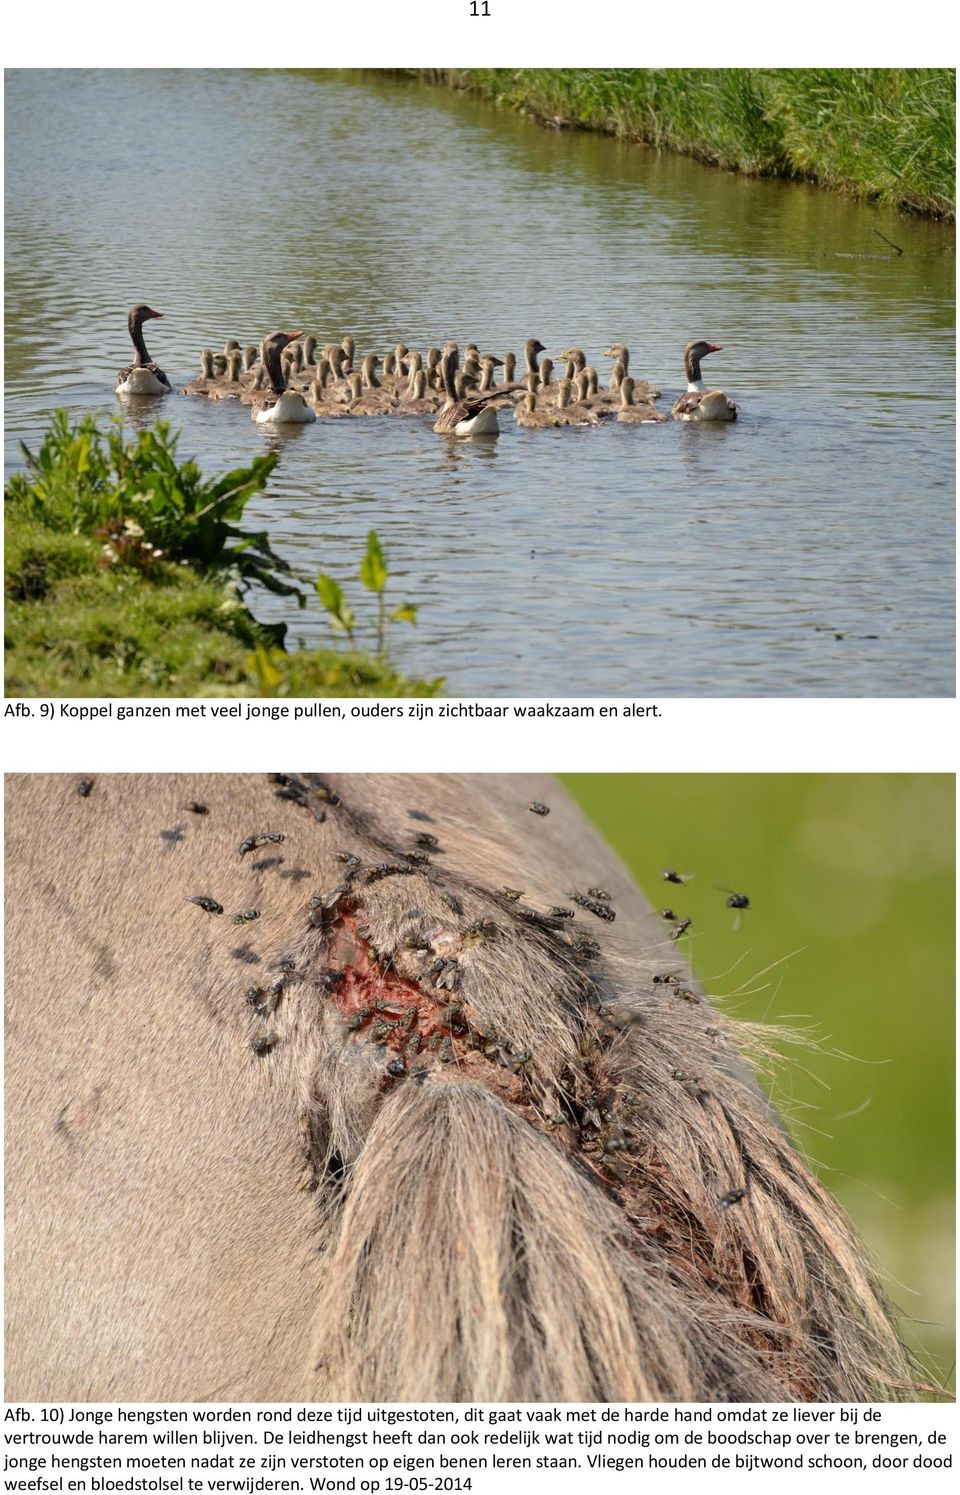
302,335,318,366
361,352,381,388
223,339,241,357
128,304,164,364
557,378,572,410
478,355,502,392
346,370,364,403
524,338,546,373
684,339,722,390
411,369,428,400
226,350,243,383
538,357,554,388
605,343,629,372
198,349,214,379
559,347,585,378
260,329,304,393
341,335,356,369
503,351,517,382
242,344,258,371
383,351,397,377
620,377,636,408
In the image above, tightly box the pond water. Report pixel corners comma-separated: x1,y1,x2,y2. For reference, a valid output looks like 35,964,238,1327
5,69,955,696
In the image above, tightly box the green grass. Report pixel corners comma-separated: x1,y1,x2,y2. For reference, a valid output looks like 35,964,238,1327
5,415,441,698
564,773,955,1386
405,69,956,219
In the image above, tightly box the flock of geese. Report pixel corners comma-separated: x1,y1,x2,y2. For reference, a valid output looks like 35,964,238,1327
116,304,738,435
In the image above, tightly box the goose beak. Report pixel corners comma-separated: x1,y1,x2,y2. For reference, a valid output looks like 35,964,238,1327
146,309,163,319
285,330,304,341
708,343,722,352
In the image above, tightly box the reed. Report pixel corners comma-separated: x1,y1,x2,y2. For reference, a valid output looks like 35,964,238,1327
407,69,955,219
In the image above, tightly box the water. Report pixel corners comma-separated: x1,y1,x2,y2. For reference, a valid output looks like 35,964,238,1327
5,69,955,696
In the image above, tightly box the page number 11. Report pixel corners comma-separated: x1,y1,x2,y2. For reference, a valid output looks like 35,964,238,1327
469,2,491,13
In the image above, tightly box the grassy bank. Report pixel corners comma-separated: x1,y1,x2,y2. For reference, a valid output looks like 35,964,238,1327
5,414,440,698
403,69,955,219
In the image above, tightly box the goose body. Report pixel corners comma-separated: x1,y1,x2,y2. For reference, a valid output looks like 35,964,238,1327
433,344,506,436
116,304,171,396
249,331,316,424
672,340,737,421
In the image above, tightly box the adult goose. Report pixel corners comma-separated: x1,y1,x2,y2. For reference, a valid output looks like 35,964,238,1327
116,304,171,396
433,344,511,437
249,330,317,424
671,340,737,421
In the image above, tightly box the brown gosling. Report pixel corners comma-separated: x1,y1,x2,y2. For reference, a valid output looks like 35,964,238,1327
426,347,442,389
347,367,394,416
559,346,585,379
180,349,216,397
515,391,563,429
478,356,503,393
503,351,517,383
557,377,600,426
607,342,660,402
310,376,352,416
340,335,355,372
242,344,258,372
524,337,546,378
605,342,629,374
210,349,244,399
405,351,424,393
618,377,667,424
538,357,554,390
361,352,382,389
302,335,318,367
327,346,348,382
240,364,267,403
399,369,437,415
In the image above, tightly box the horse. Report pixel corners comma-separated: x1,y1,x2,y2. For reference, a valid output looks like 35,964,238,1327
4,773,911,1402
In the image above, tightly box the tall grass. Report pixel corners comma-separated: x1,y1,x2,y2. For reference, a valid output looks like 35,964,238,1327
406,69,955,219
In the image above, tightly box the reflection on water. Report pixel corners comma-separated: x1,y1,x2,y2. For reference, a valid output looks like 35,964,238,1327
4,69,955,695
